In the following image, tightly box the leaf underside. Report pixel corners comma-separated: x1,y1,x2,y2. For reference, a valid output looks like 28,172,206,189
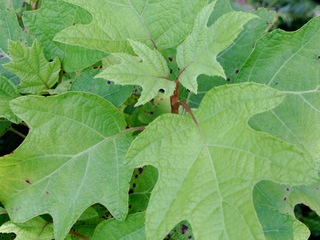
0,92,134,239
126,82,318,239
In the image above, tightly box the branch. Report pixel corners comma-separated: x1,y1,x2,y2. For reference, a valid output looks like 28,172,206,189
8,127,26,139
69,230,89,240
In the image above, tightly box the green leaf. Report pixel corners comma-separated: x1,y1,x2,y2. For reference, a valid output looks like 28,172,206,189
92,213,146,240
0,75,20,123
220,8,276,82
0,0,25,54
0,217,54,240
235,16,320,161
0,119,11,138
127,92,171,127
54,0,207,52
0,92,134,239
126,82,318,239
254,181,320,239
255,204,310,240
128,166,158,214
71,68,133,108
185,9,276,108
0,0,30,84
176,2,257,93
23,0,107,72
97,40,175,106
3,40,60,94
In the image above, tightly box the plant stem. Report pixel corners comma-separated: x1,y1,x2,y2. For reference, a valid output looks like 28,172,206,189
170,80,180,114
69,230,89,240
8,127,26,139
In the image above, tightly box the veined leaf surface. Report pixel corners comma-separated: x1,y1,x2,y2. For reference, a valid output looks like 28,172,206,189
126,82,318,239
0,75,20,123
3,40,60,94
0,92,134,239
97,40,175,106
235,16,320,161
23,0,107,72
176,2,257,93
54,0,207,52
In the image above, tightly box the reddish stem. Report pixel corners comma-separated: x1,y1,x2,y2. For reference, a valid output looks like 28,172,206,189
170,80,180,114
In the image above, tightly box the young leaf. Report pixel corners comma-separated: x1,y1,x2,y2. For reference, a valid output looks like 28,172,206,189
0,92,134,239
0,217,54,240
3,40,60,94
235,16,320,161
23,0,107,72
54,0,207,52
0,75,20,123
92,213,146,240
176,2,257,93
0,0,30,84
126,82,318,239
97,40,175,106
0,0,24,53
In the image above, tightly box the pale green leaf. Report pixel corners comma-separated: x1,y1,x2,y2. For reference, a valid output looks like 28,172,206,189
176,2,257,93
186,8,276,108
54,0,207,52
23,0,107,72
126,82,318,239
97,40,175,106
0,217,54,240
0,0,30,84
3,40,60,94
92,213,145,240
0,75,20,123
235,16,320,161
0,92,134,239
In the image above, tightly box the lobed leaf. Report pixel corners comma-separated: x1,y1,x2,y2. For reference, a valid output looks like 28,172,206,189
71,68,133,108
254,181,320,239
176,2,257,93
0,75,20,123
54,0,207,52
0,0,30,84
0,92,134,239
97,40,175,106
235,16,320,161
126,82,318,239
0,217,54,240
23,0,107,72
3,40,60,94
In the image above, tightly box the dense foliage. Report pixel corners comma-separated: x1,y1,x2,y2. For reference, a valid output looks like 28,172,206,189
0,0,319,239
